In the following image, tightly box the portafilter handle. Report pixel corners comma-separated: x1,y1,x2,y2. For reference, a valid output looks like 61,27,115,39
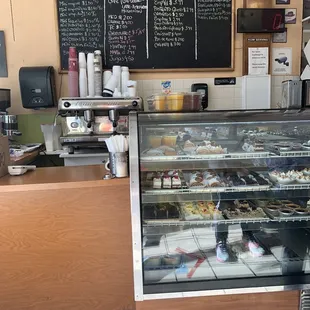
84,110,94,128
108,109,120,132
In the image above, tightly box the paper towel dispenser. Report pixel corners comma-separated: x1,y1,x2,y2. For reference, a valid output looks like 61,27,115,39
19,66,57,109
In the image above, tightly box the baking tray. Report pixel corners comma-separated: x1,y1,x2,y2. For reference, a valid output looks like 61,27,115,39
263,205,310,220
221,201,269,220
142,203,182,223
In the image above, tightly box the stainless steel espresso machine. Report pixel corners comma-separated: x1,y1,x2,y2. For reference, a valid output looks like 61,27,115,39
58,97,143,154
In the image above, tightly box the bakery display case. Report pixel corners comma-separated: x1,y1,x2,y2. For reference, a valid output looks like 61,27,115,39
129,110,310,301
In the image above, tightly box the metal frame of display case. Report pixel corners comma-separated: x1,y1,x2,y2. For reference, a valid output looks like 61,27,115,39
129,109,310,301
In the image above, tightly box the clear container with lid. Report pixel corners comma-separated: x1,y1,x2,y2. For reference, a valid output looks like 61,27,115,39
166,92,184,111
147,94,167,111
148,92,201,111
183,92,202,111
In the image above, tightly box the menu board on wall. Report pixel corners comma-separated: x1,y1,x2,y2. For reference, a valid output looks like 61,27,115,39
57,0,233,70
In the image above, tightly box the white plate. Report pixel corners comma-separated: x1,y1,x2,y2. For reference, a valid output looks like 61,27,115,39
303,169,310,176
268,172,279,183
302,144,310,150
296,178,310,184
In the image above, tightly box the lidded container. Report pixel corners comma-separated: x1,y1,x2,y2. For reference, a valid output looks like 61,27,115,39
183,92,202,111
166,92,184,111
147,92,201,112
153,95,166,111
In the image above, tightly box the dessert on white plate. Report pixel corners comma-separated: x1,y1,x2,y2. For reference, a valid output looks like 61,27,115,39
276,172,295,185
296,175,310,184
302,140,310,149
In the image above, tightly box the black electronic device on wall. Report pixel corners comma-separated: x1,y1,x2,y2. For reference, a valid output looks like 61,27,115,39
19,66,57,109
237,8,285,33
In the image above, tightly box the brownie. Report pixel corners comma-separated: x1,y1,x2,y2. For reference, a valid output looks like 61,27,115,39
242,176,258,186
254,175,269,185
143,205,157,219
228,174,246,186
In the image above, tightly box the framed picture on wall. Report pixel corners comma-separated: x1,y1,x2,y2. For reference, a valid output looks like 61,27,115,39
285,8,297,24
276,0,290,4
272,29,287,43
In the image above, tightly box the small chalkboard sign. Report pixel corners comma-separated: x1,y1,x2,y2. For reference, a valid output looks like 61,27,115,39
57,0,233,71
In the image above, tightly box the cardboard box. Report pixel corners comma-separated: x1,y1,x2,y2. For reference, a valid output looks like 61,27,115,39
0,135,9,178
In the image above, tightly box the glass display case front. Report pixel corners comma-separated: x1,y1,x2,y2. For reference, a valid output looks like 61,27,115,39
129,110,310,300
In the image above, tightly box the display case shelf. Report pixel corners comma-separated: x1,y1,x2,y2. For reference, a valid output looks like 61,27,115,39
141,150,310,165
143,184,310,196
143,215,310,227
140,152,271,163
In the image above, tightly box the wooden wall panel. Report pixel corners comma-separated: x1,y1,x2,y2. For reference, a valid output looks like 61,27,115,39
137,291,300,310
0,186,135,310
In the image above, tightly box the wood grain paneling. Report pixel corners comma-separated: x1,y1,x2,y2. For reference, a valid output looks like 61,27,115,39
137,291,300,310
0,185,134,310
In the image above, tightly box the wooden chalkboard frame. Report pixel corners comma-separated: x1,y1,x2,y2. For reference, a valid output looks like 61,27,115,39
55,0,235,73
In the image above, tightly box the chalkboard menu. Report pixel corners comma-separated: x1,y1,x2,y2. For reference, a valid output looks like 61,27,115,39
57,0,232,70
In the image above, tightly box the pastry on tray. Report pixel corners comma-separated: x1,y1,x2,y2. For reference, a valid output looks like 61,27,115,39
162,176,172,189
253,174,270,186
223,200,267,219
241,175,258,186
196,201,212,219
226,174,246,186
183,140,196,153
156,203,180,219
153,176,162,189
296,175,310,184
143,203,180,221
180,202,203,220
143,204,157,220
234,200,251,211
150,170,183,189
196,145,226,155
189,171,205,187
145,148,164,156
172,175,182,189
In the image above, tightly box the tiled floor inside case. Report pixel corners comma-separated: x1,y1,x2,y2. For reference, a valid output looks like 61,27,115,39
143,225,310,284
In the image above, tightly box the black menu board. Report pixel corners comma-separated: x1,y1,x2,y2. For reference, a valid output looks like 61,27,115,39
57,0,232,70
57,0,105,70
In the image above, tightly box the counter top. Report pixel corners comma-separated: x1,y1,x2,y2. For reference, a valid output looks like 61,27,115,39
0,165,128,192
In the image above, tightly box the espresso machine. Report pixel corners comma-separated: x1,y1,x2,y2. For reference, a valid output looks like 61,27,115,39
58,97,143,153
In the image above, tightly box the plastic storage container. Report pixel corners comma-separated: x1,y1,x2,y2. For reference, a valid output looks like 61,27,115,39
166,93,184,111
183,92,202,111
148,92,201,112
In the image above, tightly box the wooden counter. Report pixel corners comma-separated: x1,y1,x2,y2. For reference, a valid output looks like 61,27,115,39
0,166,301,310
0,166,134,310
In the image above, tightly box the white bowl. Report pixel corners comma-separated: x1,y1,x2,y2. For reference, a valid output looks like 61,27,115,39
302,144,310,150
